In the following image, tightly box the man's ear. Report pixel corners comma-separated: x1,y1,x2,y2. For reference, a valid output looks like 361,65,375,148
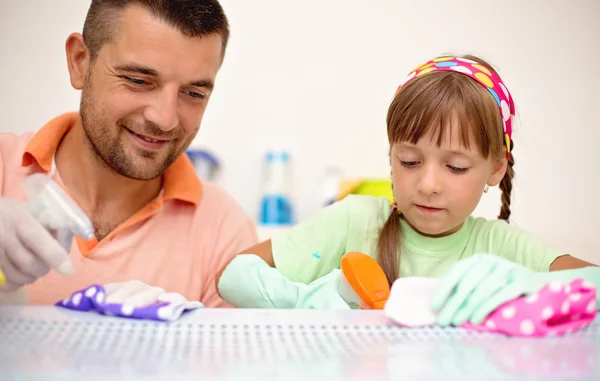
65,33,90,90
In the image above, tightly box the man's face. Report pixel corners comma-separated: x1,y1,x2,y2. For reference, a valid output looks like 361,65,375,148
80,5,223,180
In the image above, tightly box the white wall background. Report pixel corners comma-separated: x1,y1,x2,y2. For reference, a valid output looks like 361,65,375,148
1,0,599,263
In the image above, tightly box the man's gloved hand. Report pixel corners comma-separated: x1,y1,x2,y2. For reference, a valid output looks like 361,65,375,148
104,280,193,307
0,288,29,305
218,254,351,309
431,254,545,326
0,198,73,291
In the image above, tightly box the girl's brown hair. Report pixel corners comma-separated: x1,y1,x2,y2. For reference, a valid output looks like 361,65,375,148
377,55,515,285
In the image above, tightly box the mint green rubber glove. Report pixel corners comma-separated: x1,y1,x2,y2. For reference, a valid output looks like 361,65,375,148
431,254,546,326
431,254,600,327
218,254,351,309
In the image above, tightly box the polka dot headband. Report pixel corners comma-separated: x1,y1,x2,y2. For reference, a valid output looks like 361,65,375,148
397,56,515,157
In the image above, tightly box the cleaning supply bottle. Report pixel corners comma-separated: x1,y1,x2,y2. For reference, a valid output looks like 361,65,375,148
0,174,95,304
23,173,95,250
259,150,295,226
338,251,390,309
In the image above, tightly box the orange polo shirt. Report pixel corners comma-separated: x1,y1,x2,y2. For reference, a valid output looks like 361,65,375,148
0,112,258,306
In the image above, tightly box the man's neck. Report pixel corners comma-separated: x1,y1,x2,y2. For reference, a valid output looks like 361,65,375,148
54,121,162,237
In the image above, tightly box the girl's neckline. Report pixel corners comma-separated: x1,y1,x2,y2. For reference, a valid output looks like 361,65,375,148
400,216,473,256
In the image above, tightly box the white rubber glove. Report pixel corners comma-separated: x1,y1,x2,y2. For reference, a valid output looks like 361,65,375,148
104,280,194,307
0,288,29,305
0,198,73,292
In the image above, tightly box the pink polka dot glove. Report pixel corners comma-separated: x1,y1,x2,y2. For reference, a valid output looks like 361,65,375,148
385,272,597,337
431,254,598,330
462,278,597,336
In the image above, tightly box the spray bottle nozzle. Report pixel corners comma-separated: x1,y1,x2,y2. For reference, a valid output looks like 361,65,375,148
22,174,95,251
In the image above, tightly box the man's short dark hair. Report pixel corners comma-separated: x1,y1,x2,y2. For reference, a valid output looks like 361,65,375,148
83,0,229,62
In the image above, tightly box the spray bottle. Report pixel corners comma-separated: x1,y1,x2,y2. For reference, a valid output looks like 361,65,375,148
0,174,94,303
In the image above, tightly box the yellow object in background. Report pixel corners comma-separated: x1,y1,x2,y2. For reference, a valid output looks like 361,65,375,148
0,268,5,286
336,178,393,202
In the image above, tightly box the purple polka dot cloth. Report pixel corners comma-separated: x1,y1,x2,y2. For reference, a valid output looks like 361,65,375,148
55,284,204,322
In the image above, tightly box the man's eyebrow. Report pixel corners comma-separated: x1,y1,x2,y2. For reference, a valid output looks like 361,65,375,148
114,64,159,76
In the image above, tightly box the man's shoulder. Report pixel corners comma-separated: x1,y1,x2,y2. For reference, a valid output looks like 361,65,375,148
0,132,37,186
0,131,35,142
199,180,244,207
0,131,35,161
192,180,254,224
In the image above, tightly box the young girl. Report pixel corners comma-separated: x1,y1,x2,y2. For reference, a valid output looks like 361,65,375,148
217,54,598,326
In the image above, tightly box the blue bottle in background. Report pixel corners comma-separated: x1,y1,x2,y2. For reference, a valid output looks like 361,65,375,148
259,150,295,225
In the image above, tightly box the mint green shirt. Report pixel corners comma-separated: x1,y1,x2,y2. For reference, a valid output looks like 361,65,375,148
272,195,563,284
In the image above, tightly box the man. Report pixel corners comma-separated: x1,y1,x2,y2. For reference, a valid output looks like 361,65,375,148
0,0,257,307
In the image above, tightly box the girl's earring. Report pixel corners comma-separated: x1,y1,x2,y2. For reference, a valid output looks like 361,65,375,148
484,184,490,193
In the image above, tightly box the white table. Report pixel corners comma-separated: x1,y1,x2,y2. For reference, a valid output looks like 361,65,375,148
1,306,598,381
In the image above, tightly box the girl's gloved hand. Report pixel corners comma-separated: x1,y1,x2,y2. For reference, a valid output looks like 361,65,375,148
218,254,351,310
431,254,546,326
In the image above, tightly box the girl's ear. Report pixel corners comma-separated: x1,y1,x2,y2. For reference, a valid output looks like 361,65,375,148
488,154,508,186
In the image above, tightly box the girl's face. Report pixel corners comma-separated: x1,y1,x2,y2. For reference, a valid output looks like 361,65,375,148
391,121,507,237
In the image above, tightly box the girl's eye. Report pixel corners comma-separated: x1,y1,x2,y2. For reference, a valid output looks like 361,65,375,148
448,165,468,174
401,161,418,168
